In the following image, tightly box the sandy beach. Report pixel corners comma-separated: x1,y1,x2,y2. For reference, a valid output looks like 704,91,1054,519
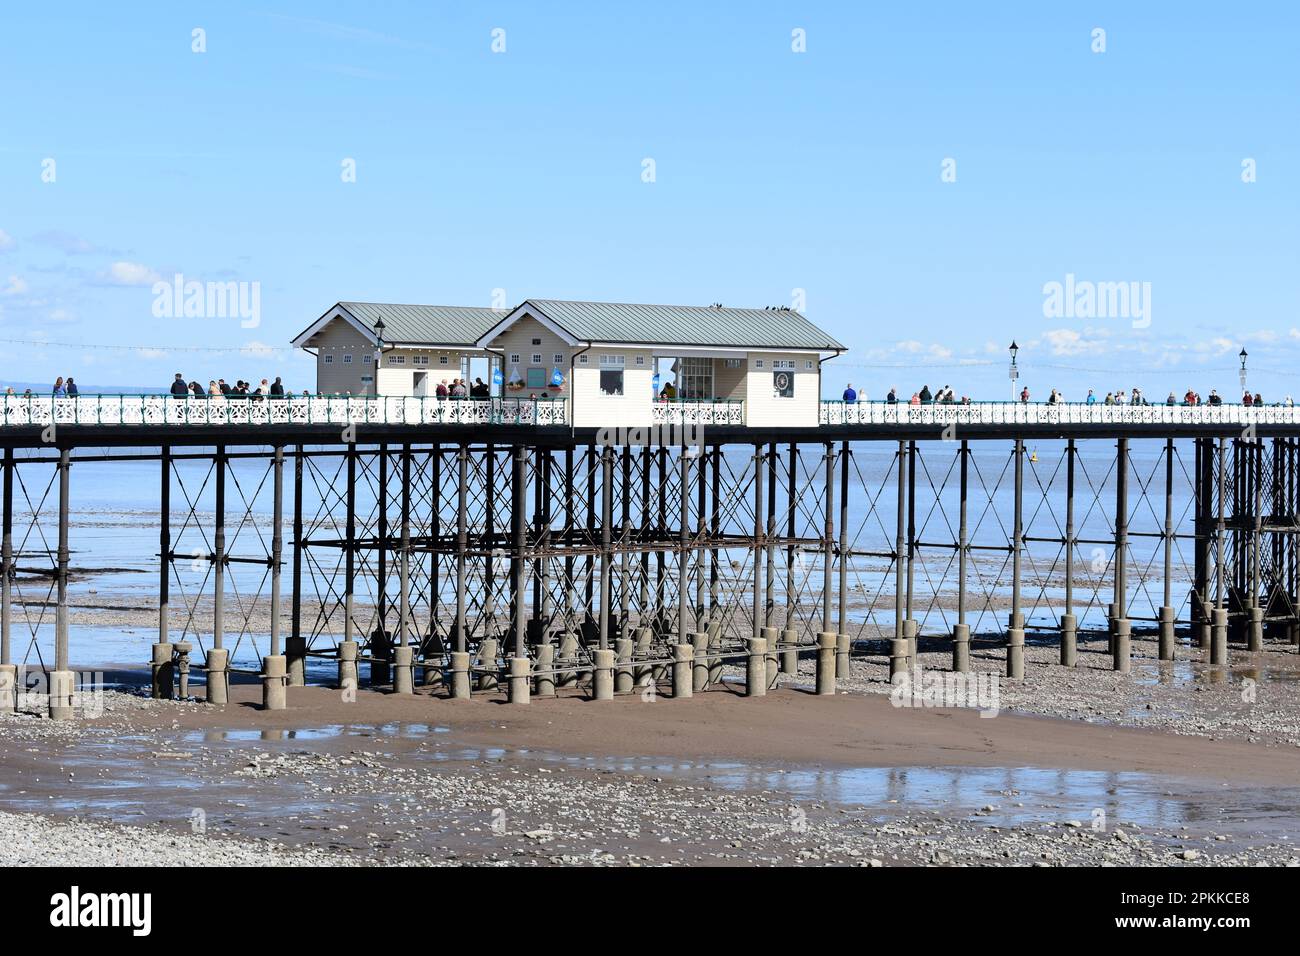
3,644,1297,867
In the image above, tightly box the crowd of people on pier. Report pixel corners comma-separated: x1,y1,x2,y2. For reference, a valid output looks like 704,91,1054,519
839,383,1295,407
10,372,1295,409
2,373,536,400
167,374,292,398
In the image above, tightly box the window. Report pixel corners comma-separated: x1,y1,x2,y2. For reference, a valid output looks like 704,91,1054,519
343,354,353,364
360,375,374,384
324,354,334,364
531,353,542,365
773,360,796,370
553,353,564,365
390,356,406,365
635,356,645,366
599,354,625,366
578,354,589,364
724,358,743,368
439,355,448,365
805,359,814,370
509,354,520,364
679,357,713,400
600,369,624,396
755,359,765,369
531,337,541,346
362,354,372,364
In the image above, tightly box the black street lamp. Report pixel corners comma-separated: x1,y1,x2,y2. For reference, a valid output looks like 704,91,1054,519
1239,347,1248,392
1009,340,1019,399
372,318,386,397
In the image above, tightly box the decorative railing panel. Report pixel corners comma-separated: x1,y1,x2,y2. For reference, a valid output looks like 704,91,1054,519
651,400,745,426
820,400,1300,428
0,395,569,427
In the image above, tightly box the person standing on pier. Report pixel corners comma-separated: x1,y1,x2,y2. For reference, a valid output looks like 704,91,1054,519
843,383,857,403
170,373,188,397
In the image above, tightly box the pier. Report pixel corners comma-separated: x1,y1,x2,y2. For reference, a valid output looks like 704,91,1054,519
1,399,1296,717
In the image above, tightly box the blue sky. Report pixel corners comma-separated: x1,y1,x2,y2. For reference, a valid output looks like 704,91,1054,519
1,1,1296,398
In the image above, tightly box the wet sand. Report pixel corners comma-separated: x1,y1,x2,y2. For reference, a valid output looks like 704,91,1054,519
2,674,1297,867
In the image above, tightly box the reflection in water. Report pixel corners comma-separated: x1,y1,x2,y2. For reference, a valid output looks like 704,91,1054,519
7,718,1297,844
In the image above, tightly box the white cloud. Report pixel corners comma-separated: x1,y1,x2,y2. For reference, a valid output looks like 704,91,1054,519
1040,328,1114,357
1192,336,1235,356
101,261,162,286
891,340,952,359
49,308,76,323
2,275,27,296
241,340,279,358
0,229,14,252
32,230,96,255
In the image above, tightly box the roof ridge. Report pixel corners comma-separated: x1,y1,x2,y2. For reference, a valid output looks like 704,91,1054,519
528,297,803,315
341,300,505,312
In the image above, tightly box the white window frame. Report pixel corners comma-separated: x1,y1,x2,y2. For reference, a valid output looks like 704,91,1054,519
509,353,520,364
323,354,334,364
343,354,353,364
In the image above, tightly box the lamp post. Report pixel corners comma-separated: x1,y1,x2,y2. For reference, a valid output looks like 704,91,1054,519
1009,340,1019,401
1239,347,1248,395
370,318,385,398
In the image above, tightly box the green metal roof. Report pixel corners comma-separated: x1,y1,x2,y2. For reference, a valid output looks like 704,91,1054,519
297,298,845,352
523,299,845,351
339,301,503,346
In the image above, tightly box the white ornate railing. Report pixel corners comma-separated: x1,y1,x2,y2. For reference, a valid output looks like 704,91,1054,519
8,394,1296,429
0,395,569,427
820,400,1300,427
651,400,745,426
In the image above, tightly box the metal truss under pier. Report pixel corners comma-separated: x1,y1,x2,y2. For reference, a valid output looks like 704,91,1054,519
1,421,1297,716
